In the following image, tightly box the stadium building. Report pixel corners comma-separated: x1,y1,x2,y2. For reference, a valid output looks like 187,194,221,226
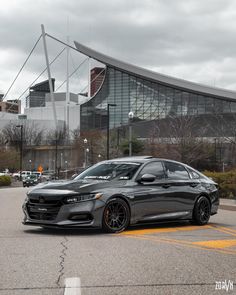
75,41,236,142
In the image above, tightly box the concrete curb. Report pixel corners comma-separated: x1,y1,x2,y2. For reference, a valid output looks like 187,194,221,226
219,198,236,211
219,204,236,211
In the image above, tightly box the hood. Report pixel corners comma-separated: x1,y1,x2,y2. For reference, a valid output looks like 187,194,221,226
28,178,128,198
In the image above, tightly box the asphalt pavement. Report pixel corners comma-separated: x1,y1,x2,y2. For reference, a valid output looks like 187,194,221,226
0,187,235,295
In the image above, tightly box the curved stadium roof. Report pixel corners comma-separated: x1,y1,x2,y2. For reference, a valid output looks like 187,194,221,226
74,41,236,102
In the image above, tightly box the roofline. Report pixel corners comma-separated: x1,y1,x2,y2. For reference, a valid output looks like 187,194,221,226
74,41,236,101
29,78,55,90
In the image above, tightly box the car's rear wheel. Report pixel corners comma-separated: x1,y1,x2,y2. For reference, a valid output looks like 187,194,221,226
193,196,211,225
102,198,130,233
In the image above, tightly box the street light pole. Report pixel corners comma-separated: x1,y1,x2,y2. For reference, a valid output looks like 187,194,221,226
85,148,89,167
107,103,117,160
16,125,23,180
84,138,88,168
55,133,58,178
65,160,68,179
98,154,101,162
60,153,63,170
128,111,134,156
214,138,217,162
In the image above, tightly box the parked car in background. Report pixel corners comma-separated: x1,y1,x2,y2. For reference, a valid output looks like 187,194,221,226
22,156,219,233
12,171,21,179
13,171,32,180
0,169,11,177
42,171,56,181
32,172,42,181
23,174,39,187
22,171,32,179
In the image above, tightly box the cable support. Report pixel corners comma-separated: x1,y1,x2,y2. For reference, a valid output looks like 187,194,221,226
17,47,66,102
3,34,42,101
55,57,89,92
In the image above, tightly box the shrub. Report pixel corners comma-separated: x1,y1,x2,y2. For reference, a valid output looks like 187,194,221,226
203,170,236,199
0,175,12,186
120,138,144,156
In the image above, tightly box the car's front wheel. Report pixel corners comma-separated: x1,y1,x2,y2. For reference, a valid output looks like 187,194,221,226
193,196,211,225
102,198,130,233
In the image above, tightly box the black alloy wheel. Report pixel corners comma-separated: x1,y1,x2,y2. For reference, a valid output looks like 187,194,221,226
193,196,211,225
102,198,130,233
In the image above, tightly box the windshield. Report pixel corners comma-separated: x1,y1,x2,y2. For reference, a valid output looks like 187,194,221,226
75,162,141,181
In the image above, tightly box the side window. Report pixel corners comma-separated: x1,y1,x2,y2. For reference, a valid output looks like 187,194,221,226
187,167,200,179
139,162,165,180
164,162,190,180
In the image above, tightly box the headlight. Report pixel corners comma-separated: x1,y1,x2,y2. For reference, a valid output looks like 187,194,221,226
64,193,103,204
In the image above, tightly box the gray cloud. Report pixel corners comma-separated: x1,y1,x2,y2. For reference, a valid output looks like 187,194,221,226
1,0,236,100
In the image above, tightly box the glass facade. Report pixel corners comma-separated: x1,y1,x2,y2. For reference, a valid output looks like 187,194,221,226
80,66,236,135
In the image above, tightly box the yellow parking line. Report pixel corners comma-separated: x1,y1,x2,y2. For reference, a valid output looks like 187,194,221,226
120,223,236,255
193,239,236,249
121,225,211,236
215,225,236,234
126,234,236,255
209,225,236,237
217,226,236,233
148,236,236,254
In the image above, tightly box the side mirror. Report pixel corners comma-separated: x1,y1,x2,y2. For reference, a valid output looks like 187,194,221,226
138,173,156,183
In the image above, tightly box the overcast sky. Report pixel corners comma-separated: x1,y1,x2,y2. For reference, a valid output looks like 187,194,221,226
1,0,236,101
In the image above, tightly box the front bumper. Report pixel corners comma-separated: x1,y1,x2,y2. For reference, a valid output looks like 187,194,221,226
22,199,105,228
23,182,37,187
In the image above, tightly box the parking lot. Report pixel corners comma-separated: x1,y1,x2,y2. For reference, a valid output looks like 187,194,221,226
0,187,235,295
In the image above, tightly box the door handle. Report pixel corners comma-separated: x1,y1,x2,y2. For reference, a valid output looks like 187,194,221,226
162,184,171,189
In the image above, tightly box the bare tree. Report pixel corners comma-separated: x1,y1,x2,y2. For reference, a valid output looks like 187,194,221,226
45,128,68,146
210,112,236,168
73,129,107,167
2,122,44,148
146,115,214,169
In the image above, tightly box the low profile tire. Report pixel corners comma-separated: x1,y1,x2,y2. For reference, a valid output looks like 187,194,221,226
102,198,130,233
193,196,211,225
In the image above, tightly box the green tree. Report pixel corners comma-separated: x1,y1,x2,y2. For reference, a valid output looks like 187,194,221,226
120,137,144,156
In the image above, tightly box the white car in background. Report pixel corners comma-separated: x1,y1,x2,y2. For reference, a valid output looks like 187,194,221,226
0,169,11,177
32,171,42,181
13,171,32,180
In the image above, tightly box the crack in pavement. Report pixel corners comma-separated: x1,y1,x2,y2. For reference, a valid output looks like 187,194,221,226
56,236,69,287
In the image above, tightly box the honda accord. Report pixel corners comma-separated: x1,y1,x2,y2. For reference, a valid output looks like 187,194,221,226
22,156,219,233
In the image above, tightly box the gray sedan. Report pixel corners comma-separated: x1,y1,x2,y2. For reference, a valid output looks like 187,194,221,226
22,156,219,233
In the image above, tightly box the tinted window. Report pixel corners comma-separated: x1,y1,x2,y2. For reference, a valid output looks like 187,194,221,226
75,162,141,180
164,162,189,180
139,162,165,179
187,167,200,179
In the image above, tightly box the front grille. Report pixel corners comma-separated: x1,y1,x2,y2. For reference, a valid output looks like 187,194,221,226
27,199,62,221
29,198,59,205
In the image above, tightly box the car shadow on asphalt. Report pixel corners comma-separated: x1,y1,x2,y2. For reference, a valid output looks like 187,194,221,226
23,220,198,236
23,227,104,236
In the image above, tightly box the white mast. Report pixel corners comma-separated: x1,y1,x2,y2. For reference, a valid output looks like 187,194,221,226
41,24,57,129
66,34,70,133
